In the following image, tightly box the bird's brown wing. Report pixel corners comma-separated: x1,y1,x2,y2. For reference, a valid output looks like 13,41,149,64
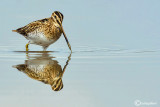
12,18,49,37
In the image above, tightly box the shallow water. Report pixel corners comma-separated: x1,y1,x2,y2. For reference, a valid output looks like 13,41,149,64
1,0,160,107
0,48,160,107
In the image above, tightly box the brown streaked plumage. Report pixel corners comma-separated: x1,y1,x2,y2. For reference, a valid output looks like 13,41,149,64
12,53,72,91
12,11,72,52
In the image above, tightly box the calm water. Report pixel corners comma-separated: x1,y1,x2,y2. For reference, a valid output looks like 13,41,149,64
0,49,160,107
1,0,160,107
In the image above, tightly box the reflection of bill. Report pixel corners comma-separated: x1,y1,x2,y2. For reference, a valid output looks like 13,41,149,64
13,53,71,91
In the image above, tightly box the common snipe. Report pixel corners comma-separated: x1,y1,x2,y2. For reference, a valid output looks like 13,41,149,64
12,11,72,52
13,53,71,91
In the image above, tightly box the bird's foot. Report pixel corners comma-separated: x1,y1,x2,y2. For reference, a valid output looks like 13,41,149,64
25,43,29,51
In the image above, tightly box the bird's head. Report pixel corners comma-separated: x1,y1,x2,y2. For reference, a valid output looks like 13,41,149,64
51,78,63,91
51,11,72,51
51,11,64,26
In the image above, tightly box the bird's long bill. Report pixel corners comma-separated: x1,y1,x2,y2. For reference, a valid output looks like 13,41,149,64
61,25,72,52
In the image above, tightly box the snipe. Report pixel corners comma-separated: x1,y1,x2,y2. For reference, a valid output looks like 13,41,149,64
12,11,72,52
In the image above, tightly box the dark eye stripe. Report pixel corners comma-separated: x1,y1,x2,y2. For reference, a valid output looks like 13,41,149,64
55,12,61,20
52,78,63,91
56,78,62,90
60,12,63,20
59,80,63,90
56,18,61,25
54,11,63,22
59,13,63,22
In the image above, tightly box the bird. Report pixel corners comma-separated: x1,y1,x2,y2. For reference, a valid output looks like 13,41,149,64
12,11,72,52
12,53,72,91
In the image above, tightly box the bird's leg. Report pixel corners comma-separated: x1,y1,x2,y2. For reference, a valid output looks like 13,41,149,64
43,46,48,51
25,42,30,51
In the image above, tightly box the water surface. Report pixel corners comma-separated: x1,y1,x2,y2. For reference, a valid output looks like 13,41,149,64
1,0,160,107
0,48,160,107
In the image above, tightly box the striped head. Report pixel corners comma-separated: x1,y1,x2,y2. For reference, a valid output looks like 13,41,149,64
51,78,63,91
51,11,64,26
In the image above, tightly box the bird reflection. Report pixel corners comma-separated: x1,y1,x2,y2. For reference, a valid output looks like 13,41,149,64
13,52,71,91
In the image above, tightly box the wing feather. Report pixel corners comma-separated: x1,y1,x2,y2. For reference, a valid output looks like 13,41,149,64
13,18,49,37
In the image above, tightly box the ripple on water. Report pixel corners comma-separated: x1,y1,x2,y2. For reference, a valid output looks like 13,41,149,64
0,45,159,61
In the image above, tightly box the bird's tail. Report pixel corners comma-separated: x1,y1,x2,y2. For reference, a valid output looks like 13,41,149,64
12,30,17,32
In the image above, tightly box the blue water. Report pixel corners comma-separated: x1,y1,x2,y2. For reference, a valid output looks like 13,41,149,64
0,0,160,107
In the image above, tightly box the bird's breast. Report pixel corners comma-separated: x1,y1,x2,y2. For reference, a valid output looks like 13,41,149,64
27,31,56,46
47,25,62,40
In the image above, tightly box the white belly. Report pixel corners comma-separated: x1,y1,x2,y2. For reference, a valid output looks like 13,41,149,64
27,31,55,46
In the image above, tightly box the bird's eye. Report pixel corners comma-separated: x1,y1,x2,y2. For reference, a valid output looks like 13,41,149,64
54,16,57,19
